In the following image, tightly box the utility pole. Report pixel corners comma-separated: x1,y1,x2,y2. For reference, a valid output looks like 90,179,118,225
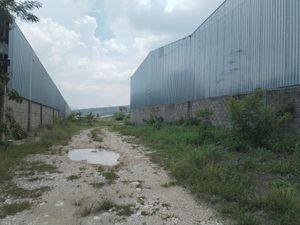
0,12,10,141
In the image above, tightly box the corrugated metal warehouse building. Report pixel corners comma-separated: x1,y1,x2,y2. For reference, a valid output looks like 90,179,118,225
130,0,300,129
73,105,130,117
1,21,70,130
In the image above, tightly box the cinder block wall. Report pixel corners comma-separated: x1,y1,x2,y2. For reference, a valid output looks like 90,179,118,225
42,105,54,125
54,110,59,118
5,96,29,130
4,96,58,131
131,86,300,132
30,102,41,130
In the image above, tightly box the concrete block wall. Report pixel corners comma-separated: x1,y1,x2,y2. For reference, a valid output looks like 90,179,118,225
30,102,41,130
131,86,300,132
42,106,54,125
4,96,58,131
54,110,59,118
191,97,231,128
5,96,29,130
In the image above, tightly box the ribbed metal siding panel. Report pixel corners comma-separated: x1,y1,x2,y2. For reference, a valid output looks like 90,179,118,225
131,0,300,109
7,23,69,116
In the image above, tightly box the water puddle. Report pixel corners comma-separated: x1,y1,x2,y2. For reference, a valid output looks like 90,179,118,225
68,149,120,166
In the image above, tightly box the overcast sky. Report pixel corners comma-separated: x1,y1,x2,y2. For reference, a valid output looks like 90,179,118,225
18,0,224,109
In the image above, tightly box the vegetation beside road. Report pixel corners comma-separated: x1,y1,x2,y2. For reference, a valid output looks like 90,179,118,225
112,90,300,225
1,89,299,224
0,118,96,218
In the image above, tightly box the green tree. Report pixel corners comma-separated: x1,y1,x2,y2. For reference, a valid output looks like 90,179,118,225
0,0,42,23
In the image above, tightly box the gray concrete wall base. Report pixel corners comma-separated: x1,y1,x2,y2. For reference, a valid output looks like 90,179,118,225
131,86,300,132
4,96,58,131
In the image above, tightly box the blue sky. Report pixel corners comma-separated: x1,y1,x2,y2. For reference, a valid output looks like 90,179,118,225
18,0,224,109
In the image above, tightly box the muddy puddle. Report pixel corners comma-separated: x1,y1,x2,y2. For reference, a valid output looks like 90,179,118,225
68,149,120,166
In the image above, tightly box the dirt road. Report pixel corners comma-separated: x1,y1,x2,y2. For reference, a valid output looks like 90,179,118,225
1,129,227,225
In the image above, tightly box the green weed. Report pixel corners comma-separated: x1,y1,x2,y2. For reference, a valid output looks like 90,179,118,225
102,172,119,183
89,182,105,189
19,161,59,175
0,182,50,199
66,175,80,181
0,201,31,219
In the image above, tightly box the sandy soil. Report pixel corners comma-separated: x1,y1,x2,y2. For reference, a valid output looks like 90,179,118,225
1,129,228,225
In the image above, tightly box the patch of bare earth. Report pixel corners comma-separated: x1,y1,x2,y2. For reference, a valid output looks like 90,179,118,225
1,129,228,225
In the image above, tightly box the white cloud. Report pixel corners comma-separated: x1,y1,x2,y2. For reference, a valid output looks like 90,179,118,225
165,0,185,13
133,34,172,57
17,0,224,109
102,39,128,55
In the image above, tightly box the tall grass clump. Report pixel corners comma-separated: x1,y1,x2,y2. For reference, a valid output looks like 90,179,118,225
261,181,300,225
195,109,216,144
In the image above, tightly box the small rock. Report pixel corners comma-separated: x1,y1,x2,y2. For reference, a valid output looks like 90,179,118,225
55,201,64,207
5,198,12,204
130,181,140,187
93,216,101,220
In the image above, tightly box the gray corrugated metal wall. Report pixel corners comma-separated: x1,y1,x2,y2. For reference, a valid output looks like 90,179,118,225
7,23,70,116
131,0,300,109
73,105,130,116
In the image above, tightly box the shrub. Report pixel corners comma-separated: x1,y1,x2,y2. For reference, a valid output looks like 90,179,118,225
58,118,70,127
143,115,156,125
276,103,295,117
174,117,185,125
266,134,299,153
46,124,53,130
5,111,27,140
294,144,300,160
113,112,126,121
196,109,214,126
67,113,77,122
86,112,94,123
11,124,27,140
143,115,164,130
196,109,215,145
124,114,133,125
183,117,200,126
221,137,248,152
226,89,294,147
153,117,164,130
